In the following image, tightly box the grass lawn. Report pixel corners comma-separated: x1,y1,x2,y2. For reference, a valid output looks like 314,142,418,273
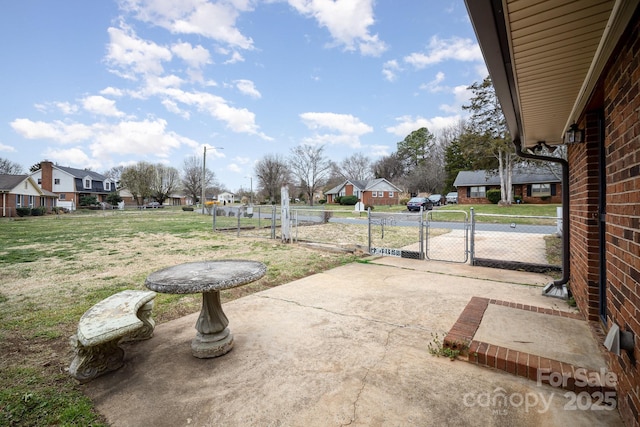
0,209,362,426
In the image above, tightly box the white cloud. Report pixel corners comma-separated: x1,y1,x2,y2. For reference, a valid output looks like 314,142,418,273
161,87,271,139
385,115,462,137
233,156,251,165
382,60,401,82
369,144,390,157
0,142,16,152
100,87,125,97
82,95,125,117
10,119,93,143
438,84,472,113
299,112,373,148
118,0,254,50
420,71,446,93
288,0,387,56
90,118,196,159
171,41,212,68
227,163,242,173
105,25,172,79
161,99,190,119
404,36,482,69
42,147,93,168
234,79,261,99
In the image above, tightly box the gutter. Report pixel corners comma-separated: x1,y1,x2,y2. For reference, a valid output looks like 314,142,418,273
513,140,569,300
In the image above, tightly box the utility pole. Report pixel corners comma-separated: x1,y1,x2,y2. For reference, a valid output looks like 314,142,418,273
201,145,223,214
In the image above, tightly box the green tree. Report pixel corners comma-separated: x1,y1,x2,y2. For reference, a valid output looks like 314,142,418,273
397,127,435,168
462,77,516,205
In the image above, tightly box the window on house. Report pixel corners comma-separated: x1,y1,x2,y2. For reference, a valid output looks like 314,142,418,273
84,179,91,189
389,191,394,197
37,178,42,185
105,181,111,191
470,186,486,198
531,183,551,197
59,194,66,200
54,178,60,185
372,191,378,197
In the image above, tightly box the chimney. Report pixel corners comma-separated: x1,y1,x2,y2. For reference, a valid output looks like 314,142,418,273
41,161,53,192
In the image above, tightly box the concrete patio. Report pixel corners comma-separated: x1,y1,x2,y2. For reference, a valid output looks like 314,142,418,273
83,257,623,426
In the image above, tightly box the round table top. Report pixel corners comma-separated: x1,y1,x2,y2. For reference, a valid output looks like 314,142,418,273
145,260,267,294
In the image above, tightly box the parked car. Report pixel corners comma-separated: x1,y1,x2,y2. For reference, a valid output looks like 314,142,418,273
445,192,458,204
428,194,443,206
144,201,164,208
406,197,434,212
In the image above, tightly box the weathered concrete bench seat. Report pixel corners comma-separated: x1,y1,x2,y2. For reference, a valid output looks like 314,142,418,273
69,290,156,383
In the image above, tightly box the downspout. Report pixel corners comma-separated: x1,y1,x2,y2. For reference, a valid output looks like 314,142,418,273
513,139,569,300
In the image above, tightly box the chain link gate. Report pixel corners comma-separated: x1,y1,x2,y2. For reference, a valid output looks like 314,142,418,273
425,210,469,263
368,210,426,259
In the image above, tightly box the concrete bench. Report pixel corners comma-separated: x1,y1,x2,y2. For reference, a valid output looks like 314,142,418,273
69,290,156,383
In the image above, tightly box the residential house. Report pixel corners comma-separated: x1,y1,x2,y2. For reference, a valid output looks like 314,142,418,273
217,192,235,205
324,178,401,206
30,161,115,210
466,1,640,424
453,167,562,204
0,174,58,217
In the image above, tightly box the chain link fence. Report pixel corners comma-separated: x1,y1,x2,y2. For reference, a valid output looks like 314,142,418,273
470,210,562,273
209,204,562,273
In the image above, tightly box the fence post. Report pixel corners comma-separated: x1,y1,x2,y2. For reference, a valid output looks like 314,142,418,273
367,207,372,254
237,207,241,237
271,204,276,239
469,207,475,265
420,209,425,260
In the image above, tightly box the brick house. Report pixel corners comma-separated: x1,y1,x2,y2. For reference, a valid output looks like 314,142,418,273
30,161,115,210
324,178,401,206
466,1,640,424
0,174,58,217
453,167,562,204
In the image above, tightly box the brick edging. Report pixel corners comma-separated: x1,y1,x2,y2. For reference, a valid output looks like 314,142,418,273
443,297,612,393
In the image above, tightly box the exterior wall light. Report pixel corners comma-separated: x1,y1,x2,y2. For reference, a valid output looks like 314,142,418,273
565,123,584,144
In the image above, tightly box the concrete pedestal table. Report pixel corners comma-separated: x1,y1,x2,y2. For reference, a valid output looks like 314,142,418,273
145,260,266,358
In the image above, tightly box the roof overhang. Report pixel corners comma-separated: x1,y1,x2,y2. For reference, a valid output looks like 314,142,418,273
464,0,639,148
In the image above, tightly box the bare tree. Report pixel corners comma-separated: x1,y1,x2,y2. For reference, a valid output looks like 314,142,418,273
152,164,181,204
289,145,332,206
0,157,24,174
181,155,215,204
103,165,125,186
120,162,156,206
372,153,405,181
335,152,373,181
254,154,291,203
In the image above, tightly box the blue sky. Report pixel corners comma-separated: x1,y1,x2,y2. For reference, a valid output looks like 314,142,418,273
0,0,486,192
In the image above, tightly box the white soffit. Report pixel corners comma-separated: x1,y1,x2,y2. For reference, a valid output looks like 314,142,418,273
504,0,614,146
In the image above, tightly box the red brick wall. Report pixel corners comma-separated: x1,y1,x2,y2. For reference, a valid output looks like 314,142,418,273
601,13,640,425
568,112,602,322
41,161,53,192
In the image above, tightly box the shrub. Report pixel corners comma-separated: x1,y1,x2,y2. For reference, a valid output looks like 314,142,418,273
106,192,122,205
486,189,501,204
79,196,98,206
31,207,46,216
334,196,342,204
364,204,374,211
318,199,326,204
16,207,31,217
514,195,523,204
339,195,358,205
399,197,410,205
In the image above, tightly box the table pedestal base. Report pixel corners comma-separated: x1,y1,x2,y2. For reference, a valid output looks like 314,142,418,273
191,327,234,358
